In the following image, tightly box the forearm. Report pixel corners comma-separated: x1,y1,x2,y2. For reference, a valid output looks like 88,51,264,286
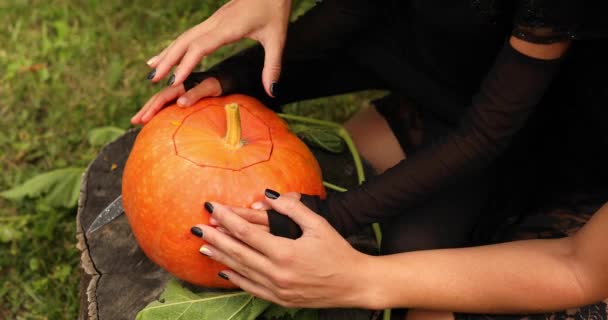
363,237,587,312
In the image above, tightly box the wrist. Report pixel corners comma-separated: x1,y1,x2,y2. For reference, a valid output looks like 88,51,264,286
343,253,388,310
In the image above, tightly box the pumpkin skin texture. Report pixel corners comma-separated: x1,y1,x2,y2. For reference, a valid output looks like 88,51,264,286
122,94,325,288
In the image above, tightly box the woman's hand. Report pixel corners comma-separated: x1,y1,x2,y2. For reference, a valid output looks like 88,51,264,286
131,75,221,125
191,189,374,308
147,0,291,97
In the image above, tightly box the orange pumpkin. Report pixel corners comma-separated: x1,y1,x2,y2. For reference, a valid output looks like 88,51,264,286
122,94,325,288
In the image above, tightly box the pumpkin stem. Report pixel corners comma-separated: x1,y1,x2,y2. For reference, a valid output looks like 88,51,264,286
224,103,243,148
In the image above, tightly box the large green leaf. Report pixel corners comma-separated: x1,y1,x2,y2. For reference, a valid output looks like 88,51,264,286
88,126,126,147
136,280,271,320
137,280,318,320
0,167,84,208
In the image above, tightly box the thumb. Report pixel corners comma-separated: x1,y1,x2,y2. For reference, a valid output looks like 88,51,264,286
261,36,284,98
264,189,323,231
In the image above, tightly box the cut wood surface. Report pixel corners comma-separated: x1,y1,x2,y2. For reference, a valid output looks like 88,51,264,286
76,129,377,320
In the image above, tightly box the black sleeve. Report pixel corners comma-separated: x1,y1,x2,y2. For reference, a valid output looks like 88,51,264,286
269,1,585,239
268,40,567,238
322,41,566,236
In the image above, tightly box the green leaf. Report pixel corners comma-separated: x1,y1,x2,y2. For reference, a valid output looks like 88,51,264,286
88,126,126,147
290,124,344,154
0,224,23,243
260,304,318,320
136,279,272,320
0,167,84,208
260,304,300,319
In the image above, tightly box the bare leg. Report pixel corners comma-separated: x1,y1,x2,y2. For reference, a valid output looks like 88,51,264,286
345,102,469,320
344,103,406,174
406,310,455,320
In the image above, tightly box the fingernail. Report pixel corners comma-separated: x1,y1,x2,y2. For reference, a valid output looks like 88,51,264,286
146,69,156,80
199,246,212,257
147,56,158,66
166,74,175,86
265,189,280,200
204,202,214,214
251,202,264,210
270,82,278,97
190,226,203,237
218,272,230,280
177,96,190,107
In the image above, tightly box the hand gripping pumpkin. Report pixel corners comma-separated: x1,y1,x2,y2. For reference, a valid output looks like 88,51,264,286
122,94,325,288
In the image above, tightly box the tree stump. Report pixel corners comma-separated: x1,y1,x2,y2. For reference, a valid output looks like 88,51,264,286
76,129,377,320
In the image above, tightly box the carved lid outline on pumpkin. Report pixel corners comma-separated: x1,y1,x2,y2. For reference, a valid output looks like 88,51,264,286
172,104,274,171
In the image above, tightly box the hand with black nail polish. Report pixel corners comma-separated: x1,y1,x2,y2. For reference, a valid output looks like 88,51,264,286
144,0,290,97
190,191,371,309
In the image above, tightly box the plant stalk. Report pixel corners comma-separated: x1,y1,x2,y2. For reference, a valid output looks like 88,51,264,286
224,103,243,148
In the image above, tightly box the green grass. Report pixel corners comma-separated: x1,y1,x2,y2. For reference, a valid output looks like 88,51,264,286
0,1,379,319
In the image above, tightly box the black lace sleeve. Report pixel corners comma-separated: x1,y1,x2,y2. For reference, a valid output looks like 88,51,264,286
268,40,567,239
317,41,567,237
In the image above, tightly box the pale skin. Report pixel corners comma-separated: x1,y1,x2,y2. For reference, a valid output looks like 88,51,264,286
195,195,608,313
132,0,291,125
133,0,608,315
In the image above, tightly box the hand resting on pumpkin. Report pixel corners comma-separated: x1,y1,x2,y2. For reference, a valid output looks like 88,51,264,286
192,190,370,308
192,190,608,312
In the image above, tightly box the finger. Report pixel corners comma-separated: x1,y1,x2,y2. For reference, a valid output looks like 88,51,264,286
207,202,286,256
147,42,173,68
251,192,299,210
171,32,235,87
131,92,159,124
195,224,273,277
139,85,185,124
219,270,281,304
149,18,211,74
260,36,285,97
150,40,190,83
171,48,205,87
211,222,268,234
176,77,222,107
199,243,274,288
251,201,269,210
132,91,165,125
283,192,301,200
229,207,269,226
264,189,324,231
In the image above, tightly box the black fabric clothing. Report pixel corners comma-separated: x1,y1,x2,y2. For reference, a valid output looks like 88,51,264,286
193,0,608,240
313,43,563,237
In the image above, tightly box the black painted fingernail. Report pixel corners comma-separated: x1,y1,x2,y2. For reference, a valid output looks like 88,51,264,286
265,189,280,200
190,226,203,237
146,69,156,80
270,82,278,97
218,272,230,280
166,74,175,86
204,202,214,214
